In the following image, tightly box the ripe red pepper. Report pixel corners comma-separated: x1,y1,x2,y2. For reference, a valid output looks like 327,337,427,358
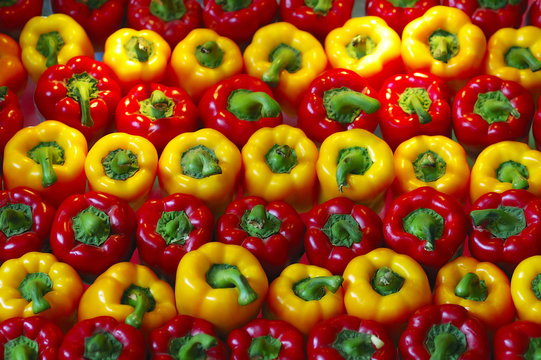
228,318,305,360
115,82,198,153
297,68,381,144
365,0,439,36
149,315,228,360
399,304,491,359
0,86,23,159
59,316,146,360
304,197,383,275
379,71,452,151
533,94,541,151
136,193,215,284
494,320,541,360
216,196,305,280
34,55,122,143
531,0,541,27
0,0,43,33
50,191,137,281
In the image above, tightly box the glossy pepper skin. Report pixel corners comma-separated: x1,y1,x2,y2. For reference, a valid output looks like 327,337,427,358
379,71,452,151
304,197,383,275
531,0,541,28
0,0,43,33
297,68,381,144
34,55,122,143
136,193,214,284
533,95,541,151
510,255,541,322
199,74,283,148
0,87,24,160
365,0,439,36
493,320,541,360
0,34,27,95
115,83,198,153
399,304,491,359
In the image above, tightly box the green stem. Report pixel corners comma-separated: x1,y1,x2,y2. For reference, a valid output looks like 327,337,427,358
206,264,258,306
215,0,251,11
195,41,224,68
470,206,526,239
43,34,61,68
336,147,373,192
265,144,297,174
371,267,404,296
0,204,33,238
124,36,153,62
482,98,520,119
157,211,193,245
454,272,488,301
4,337,39,360
27,142,65,188
413,151,446,183
329,217,362,247
304,0,333,14
150,0,186,21
403,208,445,251
262,44,301,87
430,333,459,360
428,30,459,63
525,338,541,360
293,275,343,301
248,335,282,360
83,332,123,360
496,160,529,190
176,334,218,360
27,279,51,313
181,145,222,179
111,151,134,175
227,90,281,121
328,90,380,119
410,94,432,124
346,35,377,60
505,46,541,72
74,75,94,127
123,286,155,329
139,90,175,120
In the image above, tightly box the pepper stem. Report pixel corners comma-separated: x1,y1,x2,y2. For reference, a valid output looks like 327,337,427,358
403,208,444,251
195,41,224,68
336,147,373,192
265,144,298,174
150,0,187,21
371,267,404,296
483,98,520,119
304,0,333,14
83,332,123,360
27,142,65,188
454,272,488,301
27,278,51,313
430,333,459,360
125,36,153,62
11,344,32,360
123,286,155,329
524,338,541,360
139,90,175,120
206,264,258,305
111,151,134,175
215,0,251,11
496,160,529,190
505,46,541,72
346,35,377,60
470,207,526,239
43,35,61,68
176,334,218,360
227,90,281,121
77,78,94,127
331,219,362,246
293,275,343,301
181,145,222,179
0,204,33,238
410,93,432,124
248,335,282,360
428,30,458,63
262,45,301,87
329,91,380,117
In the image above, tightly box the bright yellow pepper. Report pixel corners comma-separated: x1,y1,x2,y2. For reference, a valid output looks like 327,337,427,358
169,28,243,103
393,135,470,199
511,255,541,322
242,124,318,213
84,132,158,209
244,22,327,115
19,14,94,83
316,129,394,212
175,242,268,335
78,262,177,334
470,141,541,203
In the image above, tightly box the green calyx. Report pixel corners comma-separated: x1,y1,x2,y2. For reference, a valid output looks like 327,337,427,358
240,204,281,239
470,205,526,239
83,332,123,360
262,44,302,87
336,146,373,192
398,87,433,124
531,274,541,301
18,272,52,314
124,36,154,62
72,206,111,247
505,46,541,72
524,337,541,360
265,144,298,174
227,89,281,122
4,336,38,360
169,333,218,360
293,275,343,301
0,86,7,100
332,330,384,360
403,208,444,251
139,90,175,120
425,323,467,360
346,35,377,60
66,72,99,128
322,214,362,247
428,29,459,63
323,87,380,124
156,211,193,245
413,150,446,183
102,148,140,180
371,267,404,296
206,264,258,306
77,0,109,9
0,0,17,7
195,41,224,69
386,0,419,6
27,141,65,188
181,145,222,179
248,335,282,360
476,0,507,9
216,0,251,11
36,31,64,68
454,272,488,301
496,160,529,190
150,0,186,21
304,0,333,15
0,203,33,238
474,90,520,124
121,285,156,329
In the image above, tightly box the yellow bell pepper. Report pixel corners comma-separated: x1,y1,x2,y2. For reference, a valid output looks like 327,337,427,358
264,263,344,336
470,141,541,203
324,16,403,90
244,22,327,115
242,124,318,213
19,13,94,83
84,132,158,209
169,28,243,103
511,255,541,322
175,242,268,335
158,128,241,216
103,28,171,94
393,135,470,199
78,262,177,334
316,128,394,212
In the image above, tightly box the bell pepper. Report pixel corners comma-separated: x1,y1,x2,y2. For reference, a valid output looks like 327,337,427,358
85,132,158,208
242,124,318,212
34,55,122,143
115,82,198,153
306,314,396,360
0,252,84,328
365,0,439,36
0,187,56,263
534,95,541,151
150,315,228,360
0,316,64,360
127,0,202,48
304,197,384,275
470,141,541,203
136,193,214,284
244,21,327,115
531,0,541,28
3,120,88,208
510,255,541,322
392,135,471,199
228,318,306,359
19,13,94,83
0,34,27,95
103,28,171,94
399,304,491,359
264,263,344,336
78,262,177,334
49,191,137,281
494,320,541,360
216,196,305,280
316,128,395,212
0,0,43,33
325,16,403,91
158,128,242,216
202,0,278,44
297,68,381,144
433,256,515,329
168,28,243,103
199,74,283,148
401,6,487,92
175,242,268,335
0,86,24,160
342,247,431,326
379,71,452,151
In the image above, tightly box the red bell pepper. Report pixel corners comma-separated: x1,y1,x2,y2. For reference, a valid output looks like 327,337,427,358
0,0,43,33
379,71,452,150
533,94,541,151
306,314,396,360
0,34,27,96
127,0,203,48
0,86,23,159
297,68,381,144
494,320,541,360
34,55,122,143
383,186,468,271
228,318,305,360
365,0,439,36
531,0,541,27
50,191,136,281
115,82,198,153
149,315,229,360
452,74,535,157
216,196,305,280
136,193,215,284
0,316,64,360
59,316,146,360
399,304,491,359
304,197,383,275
